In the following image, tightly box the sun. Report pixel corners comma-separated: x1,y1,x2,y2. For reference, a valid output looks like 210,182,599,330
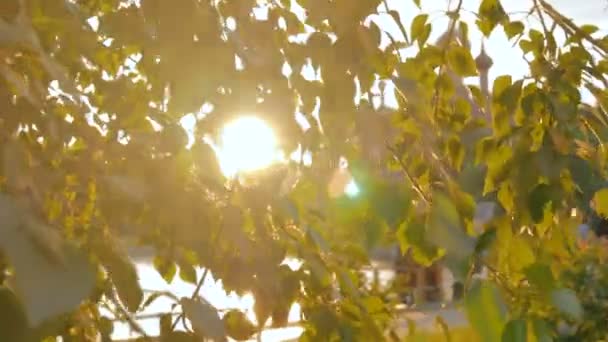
217,116,281,177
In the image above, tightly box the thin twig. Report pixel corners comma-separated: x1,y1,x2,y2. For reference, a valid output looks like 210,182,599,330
169,230,218,332
381,0,410,46
387,145,431,205
432,0,464,120
191,267,210,300
538,0,607,58
108,293,153,341
171,265,211,331
532,0,550,37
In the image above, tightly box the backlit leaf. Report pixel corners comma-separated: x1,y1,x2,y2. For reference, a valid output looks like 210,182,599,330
524,263,555,292
504,21,524,39
410,14,429,44
427,192,475,260
154,256,177,284
465,280,506,342
223,310,256,341
0,196,96,325
181,298,226,341
477,0,508,36
96,241,143,312
593,188,608,218
447,46,478,77
179,263,198,285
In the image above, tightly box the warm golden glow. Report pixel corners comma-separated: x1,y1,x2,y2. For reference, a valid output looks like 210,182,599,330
217,116,281,177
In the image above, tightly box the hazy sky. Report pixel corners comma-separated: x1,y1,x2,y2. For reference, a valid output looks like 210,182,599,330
381,0,607,87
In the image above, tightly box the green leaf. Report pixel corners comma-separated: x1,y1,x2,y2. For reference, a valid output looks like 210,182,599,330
447,46,478,77
528,184,553,223
531,319,552,342
154,256,177,284
519,39,534,53
0,287,28,342
362,295,385,313
592,188,608,218
475,137,495,165
492,75,512,98
508,236,536,273
459,21,469,45
410,14,429,44
396,221,440,266
465,280,506,342
504,21,524,39
178,263,198,285
446,136,465,171
160,313,173,335
502,319,527,342
366,181,411,229
436,72,455,98
475,227,497,254
580,24,599,35
528,29,546,56
0,196,96,325
14,239,96,325
181,298,226,341
524,263,555,292
551,288,583,321
427,192,475,260
141,292,164,311
223,310,257,341
396,221,412,252
497,181,514,213
97,241,144,313
477,0,508,37
483,145,513,194
530,124,545,152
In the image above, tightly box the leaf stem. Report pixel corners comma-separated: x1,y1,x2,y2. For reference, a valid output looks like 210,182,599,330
107,293,152,341
191,267,210,300
538,0,607,58
170,261,212,332
387,144,431,205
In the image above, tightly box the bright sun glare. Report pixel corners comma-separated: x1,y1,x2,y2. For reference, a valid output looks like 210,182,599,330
345,179,360,197
216,116,360,198
218,116,280,177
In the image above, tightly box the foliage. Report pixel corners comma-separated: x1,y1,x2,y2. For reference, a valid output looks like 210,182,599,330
537,240,608,341
404,326,480,342
0,0,608,341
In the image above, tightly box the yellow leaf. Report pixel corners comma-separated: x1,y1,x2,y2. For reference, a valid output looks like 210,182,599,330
447,46,478,77
593,188,608,218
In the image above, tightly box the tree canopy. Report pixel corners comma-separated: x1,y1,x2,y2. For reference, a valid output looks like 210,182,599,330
1,0,608,341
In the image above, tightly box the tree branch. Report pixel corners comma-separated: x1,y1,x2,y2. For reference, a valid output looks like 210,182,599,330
538,0,607,58
107,292,153,341
387,145,431,205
